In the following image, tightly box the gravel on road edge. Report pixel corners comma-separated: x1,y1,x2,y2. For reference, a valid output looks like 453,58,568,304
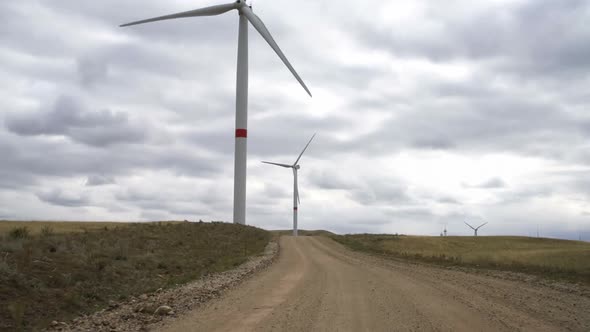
47,240,280,332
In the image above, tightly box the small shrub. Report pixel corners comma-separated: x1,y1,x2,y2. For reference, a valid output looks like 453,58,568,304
63,290,83,309
13,242,33,274
9,227,30,239
115,241,129,261
8,301,26,331
95,259,107,272
40,225,54,237
0,260,14,276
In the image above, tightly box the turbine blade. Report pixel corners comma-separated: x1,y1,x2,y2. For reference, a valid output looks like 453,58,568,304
261,161,292,168
464,221,475,230
241,6,312,97
120,3,237,27
294,133,316,165
477,222,488,229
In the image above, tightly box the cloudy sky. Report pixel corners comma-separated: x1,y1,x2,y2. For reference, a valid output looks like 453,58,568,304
1,0,589,239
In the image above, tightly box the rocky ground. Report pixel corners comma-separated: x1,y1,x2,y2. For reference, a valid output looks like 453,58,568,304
47,241,279,332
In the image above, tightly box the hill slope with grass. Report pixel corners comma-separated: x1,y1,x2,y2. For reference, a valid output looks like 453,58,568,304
333,234,590,284
0,221,270,331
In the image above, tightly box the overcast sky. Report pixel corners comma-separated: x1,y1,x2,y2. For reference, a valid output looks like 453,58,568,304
1,0,589,239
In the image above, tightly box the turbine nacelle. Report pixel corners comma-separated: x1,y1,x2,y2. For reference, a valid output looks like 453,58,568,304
236,0,248,10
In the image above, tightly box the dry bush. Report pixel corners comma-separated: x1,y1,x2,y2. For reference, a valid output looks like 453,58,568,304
8,227,29,239
40,226,54,237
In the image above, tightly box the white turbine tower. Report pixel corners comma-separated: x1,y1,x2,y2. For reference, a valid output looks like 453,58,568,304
120,1,312,225
465,221,488,236
262,134,315,236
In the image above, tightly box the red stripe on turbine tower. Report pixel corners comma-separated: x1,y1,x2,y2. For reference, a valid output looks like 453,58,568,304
293,207,298,211
236,129,247,138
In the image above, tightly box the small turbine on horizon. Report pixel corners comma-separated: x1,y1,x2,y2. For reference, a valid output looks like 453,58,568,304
120,0,311,225
465,221,488,236
262,134,316,237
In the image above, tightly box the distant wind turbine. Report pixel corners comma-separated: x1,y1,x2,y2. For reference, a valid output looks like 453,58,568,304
465,221,488,236
262,134,316,236
120,0,312,225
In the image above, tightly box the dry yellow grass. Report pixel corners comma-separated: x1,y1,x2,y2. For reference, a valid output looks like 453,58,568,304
0,220,134,234
333,234,590,284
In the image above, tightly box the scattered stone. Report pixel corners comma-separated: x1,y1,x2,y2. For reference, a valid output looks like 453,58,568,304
144,303,159,314
139,294,148,300
49,321,69,330
154,305,173,316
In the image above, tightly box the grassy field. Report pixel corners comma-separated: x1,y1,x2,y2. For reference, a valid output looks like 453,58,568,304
0,221,270,331
333,234,590,284
0,220,136,235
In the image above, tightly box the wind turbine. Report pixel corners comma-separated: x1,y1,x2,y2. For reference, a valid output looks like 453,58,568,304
262,134,315,236
120,1,312,225
464,221,487,236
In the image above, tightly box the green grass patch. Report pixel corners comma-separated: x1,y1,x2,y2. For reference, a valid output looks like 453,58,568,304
332,234,590,285
0,221,270,331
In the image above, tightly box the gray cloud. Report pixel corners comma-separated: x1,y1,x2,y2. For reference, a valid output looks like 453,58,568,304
309,170,356,191
37,189,90,207
85,175,115,186
436,196,462,205
464,177,507,189
5,95,147,147
77,56,109,86
358,0,590,76
262,183,290,199
115,190,205,216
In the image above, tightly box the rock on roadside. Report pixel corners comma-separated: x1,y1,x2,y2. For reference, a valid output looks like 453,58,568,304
154,306,173,316
47,240,279,332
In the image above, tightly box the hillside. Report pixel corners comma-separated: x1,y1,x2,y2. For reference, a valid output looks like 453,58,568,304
0,221,270,331
333,234,590,284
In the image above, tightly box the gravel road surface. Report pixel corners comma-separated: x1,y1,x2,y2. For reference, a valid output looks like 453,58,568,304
160,236,589,332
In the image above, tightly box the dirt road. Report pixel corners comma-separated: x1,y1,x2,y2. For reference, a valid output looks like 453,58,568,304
160,236,589,331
